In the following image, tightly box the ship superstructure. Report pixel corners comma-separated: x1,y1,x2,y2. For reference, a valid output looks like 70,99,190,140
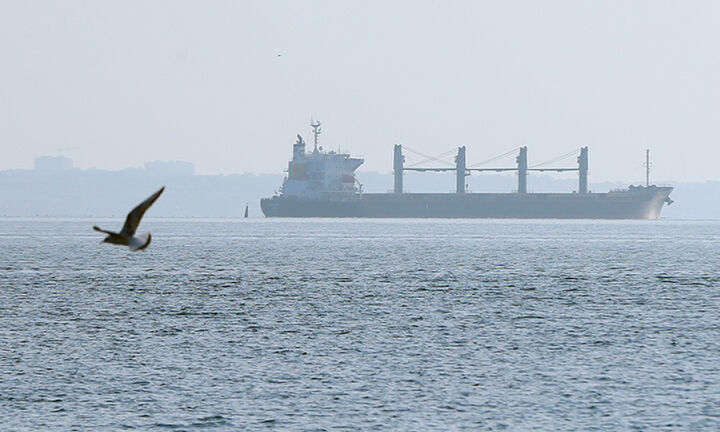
261,121,673,219
280,120,364,200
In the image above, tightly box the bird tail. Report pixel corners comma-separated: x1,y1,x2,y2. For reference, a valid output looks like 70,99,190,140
129,233,151,251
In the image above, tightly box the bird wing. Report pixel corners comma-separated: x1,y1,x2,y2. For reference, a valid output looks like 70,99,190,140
120,186,165,237
93,226,117,235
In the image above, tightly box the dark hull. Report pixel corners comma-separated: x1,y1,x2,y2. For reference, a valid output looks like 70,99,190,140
261,187,673,219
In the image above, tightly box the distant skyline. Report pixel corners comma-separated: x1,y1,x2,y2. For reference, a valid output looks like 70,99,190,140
2,1,719,182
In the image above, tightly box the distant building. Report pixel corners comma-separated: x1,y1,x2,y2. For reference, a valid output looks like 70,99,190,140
144,160,194,176
34,156,73,171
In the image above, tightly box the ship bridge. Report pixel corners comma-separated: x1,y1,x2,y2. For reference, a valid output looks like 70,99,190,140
281,120,364,199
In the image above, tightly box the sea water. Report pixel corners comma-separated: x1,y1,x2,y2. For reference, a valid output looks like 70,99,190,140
1,218,719,430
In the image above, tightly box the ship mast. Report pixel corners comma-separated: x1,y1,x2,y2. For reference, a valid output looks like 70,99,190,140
645,149,650,187
311,119,322,153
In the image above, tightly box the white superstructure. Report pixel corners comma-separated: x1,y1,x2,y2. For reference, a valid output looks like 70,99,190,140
280,120,364,199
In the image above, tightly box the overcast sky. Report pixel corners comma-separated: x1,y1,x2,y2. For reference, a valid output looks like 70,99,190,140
2,1,718,181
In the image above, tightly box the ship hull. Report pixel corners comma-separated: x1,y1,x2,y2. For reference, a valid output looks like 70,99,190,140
261,187,673,219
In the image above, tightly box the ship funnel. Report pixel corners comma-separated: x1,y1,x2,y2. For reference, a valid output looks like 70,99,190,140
293,134,305,160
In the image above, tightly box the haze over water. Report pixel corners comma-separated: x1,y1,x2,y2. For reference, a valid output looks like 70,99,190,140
4,1,720,182
2,218,719,430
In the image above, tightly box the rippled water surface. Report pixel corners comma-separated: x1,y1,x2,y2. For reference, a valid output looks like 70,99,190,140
1,218,719,431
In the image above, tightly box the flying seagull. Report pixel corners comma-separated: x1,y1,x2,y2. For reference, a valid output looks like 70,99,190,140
93,186,165,251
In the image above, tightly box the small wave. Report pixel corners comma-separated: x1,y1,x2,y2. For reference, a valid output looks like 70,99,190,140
512,315,545,320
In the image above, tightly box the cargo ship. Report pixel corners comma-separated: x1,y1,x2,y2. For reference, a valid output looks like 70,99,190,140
261,121,673,219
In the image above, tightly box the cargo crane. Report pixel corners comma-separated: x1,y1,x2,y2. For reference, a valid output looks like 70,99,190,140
394,145,589,194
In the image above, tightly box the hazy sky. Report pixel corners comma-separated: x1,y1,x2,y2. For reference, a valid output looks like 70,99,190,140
2,1,719,181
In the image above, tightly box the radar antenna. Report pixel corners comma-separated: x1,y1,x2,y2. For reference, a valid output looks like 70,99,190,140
310,118,322,153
